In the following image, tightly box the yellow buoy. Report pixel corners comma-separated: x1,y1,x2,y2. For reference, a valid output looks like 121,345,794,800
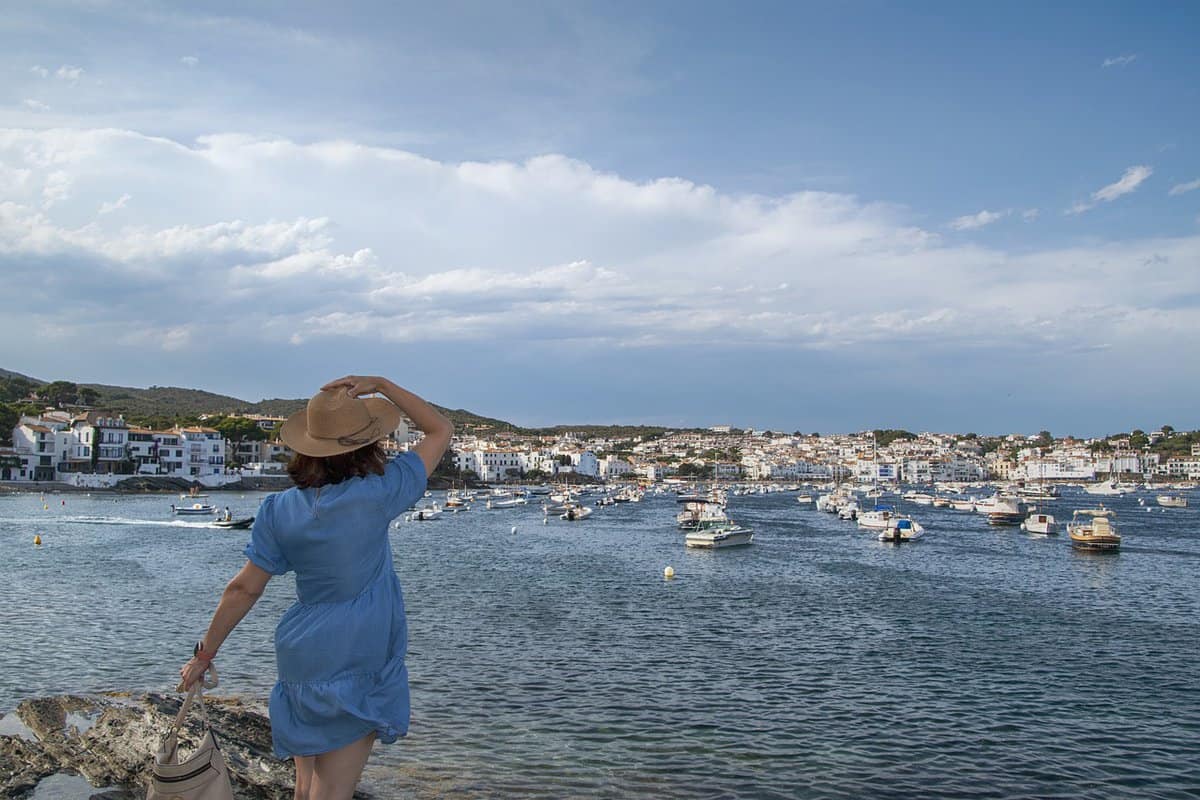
43,504,49,510
664,565,675,580
34,535,42,546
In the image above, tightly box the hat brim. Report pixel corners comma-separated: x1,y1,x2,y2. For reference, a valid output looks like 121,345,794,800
279,397,403,457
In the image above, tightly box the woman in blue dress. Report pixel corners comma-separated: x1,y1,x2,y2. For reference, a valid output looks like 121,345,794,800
180,376,453,799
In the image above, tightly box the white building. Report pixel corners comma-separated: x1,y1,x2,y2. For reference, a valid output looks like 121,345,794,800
599,456,633,478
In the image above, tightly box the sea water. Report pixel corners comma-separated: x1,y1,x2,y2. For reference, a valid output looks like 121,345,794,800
1,488,1198,799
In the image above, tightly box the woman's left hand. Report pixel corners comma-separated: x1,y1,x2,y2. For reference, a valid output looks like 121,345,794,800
178,656,211,691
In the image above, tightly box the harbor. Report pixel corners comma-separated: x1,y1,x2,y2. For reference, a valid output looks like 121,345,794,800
2,483,1198,798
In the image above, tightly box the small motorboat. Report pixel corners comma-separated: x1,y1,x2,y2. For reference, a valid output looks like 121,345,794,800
1157,494,1188,508
412,503,443,521
560,504,593,521
1068,507,1121,551
685,522,753,548
214,516,255,529
173,503,216,516
878,517,924,543
1020,513,1059,535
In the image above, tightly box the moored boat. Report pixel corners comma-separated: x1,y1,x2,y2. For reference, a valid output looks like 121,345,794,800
685,522,754,549
1157,494,1188,508
877,517,923,543
560,504,593,521
1020,513,1058,535
1068,507,1121,551
172,503,216,516
413,503,443,520
981,495,1023,525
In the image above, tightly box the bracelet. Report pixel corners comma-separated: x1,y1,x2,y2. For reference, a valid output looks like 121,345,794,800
193,641,216,662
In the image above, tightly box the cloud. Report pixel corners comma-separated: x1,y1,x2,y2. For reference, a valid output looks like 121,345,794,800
22,99,51,112
949,209,1009,230
0,127,1197,368
1102,54,1136,68
30,65,49,78
55,65,84,82
1169,179,1200,197
180,56,200,67
98,193,132,215
1067,165,1153,214
1022,208,1039,221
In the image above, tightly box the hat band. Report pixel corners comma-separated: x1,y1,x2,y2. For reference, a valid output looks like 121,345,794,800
312,417,380,448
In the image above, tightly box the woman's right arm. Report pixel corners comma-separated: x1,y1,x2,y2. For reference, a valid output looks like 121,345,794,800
321,375,454,476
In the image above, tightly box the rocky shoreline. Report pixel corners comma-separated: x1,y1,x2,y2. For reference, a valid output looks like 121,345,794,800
0,692,371,799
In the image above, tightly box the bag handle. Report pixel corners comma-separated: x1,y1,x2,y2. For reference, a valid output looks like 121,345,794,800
163,664,219,748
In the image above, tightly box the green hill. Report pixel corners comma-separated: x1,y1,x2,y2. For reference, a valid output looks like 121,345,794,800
1,368,521,431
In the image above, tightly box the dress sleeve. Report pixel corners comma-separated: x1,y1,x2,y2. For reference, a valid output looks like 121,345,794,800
382,450,430,519
244,493,291,575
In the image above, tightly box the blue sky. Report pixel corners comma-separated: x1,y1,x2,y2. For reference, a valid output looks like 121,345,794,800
1,1,1197,435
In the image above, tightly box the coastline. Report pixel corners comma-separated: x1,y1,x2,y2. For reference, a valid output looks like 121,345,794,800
0,477,294,495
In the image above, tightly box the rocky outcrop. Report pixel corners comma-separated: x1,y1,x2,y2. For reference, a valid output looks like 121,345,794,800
0,692,344,799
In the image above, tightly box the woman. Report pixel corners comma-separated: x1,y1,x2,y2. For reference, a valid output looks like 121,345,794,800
179,376,453,800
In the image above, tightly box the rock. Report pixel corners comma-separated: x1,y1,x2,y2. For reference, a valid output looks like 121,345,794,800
0,692,358,799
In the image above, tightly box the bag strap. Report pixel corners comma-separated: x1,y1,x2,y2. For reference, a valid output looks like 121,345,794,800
167,664,219,738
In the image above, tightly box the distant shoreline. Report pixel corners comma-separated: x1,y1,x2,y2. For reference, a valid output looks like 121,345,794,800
0,477,293,494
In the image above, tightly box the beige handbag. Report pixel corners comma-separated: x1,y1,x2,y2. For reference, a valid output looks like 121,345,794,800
146,665,235,800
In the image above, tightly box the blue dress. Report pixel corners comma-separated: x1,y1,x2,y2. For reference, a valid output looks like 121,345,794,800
243,450,427,758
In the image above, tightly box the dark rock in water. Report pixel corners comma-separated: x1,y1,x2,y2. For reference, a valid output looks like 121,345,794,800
0,692,362,799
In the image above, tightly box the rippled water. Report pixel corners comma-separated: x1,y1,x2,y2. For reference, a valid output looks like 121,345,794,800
1,487,1198,798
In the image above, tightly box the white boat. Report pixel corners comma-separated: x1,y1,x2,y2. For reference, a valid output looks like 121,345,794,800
1084,480,1124,497
796,494,815,505
677,500,729,531
560,504,593,521
1157,494,1188,508
877,517,923,543
857,506,897,531
1020,513,1059,535
685,523,754,549
975,494,1023,524
903,492,934,506
413,503,442,520
1068,507,1121,551
932,496,951,508
487,497,526,509
949,498,977,512
172,503,216,516
837,499,860,520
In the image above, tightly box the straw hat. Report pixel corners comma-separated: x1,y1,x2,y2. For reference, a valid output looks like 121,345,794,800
279,389,402,457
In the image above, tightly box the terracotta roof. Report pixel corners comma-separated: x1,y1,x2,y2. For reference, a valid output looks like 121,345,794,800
24,424,52,433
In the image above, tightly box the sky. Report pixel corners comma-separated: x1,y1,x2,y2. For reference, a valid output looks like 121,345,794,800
1,1,1198,435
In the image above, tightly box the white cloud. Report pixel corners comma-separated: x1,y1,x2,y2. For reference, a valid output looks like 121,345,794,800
949,209,1009,231
180,56,200,67
1022,208,1039,221
1168,179,1200,196
22,99,51,112
1067,165,1153,214
98,193,132,215
55,65,84,82
30,65,49,78
1102,54,1136,68
0,127,1197,364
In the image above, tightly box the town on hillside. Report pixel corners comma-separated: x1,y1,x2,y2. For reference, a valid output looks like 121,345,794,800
2,401,1198,489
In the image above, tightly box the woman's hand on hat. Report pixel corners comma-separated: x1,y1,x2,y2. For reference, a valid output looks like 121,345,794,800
321,375,385,398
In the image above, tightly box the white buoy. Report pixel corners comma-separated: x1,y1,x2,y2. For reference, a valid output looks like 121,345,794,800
511,526,517,534
664,565,675,580
543,517,548,525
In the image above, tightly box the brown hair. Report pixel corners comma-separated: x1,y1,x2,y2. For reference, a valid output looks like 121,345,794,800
287,442,388,489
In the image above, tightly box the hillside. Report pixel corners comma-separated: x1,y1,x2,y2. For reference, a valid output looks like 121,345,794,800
2,368,521,431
